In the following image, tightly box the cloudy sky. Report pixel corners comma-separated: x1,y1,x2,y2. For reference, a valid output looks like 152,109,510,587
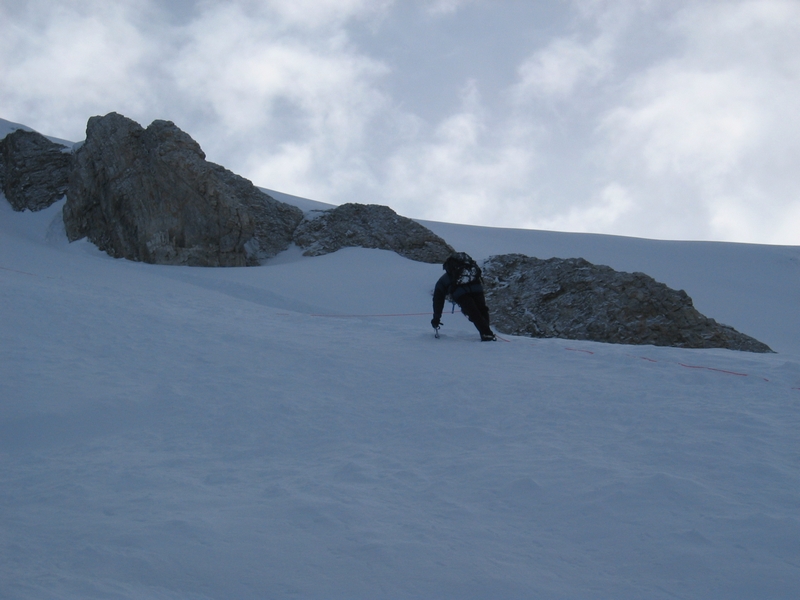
2,0,799,244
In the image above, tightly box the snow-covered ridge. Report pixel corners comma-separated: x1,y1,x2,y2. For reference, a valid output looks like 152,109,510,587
0,113,796,347
0,117,76,149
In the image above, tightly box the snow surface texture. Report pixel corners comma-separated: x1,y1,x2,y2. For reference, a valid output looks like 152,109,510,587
2,195,800,599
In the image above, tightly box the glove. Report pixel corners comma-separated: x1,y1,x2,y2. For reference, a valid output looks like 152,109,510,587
431,317,441,329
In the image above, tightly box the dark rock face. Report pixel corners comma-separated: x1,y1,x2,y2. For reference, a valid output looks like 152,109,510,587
0,129,72,211
293,203,454,263
482,253,773,353
64,113,303,266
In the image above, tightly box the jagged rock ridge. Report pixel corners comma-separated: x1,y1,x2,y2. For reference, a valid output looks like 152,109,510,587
482,254,773,353
63,113,304,267
293,203,454,264
59,113,451,266
0,129,71,211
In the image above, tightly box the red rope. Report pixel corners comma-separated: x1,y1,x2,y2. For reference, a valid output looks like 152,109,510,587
625,353,753,378
310,312,434,318
0,265,38,276
678,363,748,377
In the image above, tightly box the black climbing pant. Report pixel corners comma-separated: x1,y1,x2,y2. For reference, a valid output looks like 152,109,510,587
457,292,493,338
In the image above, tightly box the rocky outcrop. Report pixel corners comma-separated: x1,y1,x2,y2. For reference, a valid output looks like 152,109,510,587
63,113,303,267
482,254,773,353
293,203,454,264
0,129,72,211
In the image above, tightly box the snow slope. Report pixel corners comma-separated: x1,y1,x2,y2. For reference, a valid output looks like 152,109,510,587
2,194,800,599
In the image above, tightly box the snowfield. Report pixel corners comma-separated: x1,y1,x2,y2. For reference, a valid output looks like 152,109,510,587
2,194,800,599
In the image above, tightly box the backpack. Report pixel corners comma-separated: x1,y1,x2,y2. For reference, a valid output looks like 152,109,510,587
443,252,482,289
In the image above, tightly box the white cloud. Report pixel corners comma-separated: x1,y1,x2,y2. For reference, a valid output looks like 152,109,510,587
592,0,800,243
0,0,397,203
383,80,539,225
170,3,389,135
526,183,634,235
164,1,394,202
255,0,391,30
424,0,475,17
0,0,165,138
513,36,612,100
600,66,763,179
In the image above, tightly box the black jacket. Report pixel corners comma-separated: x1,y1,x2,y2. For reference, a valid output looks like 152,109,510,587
432,273,484,321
